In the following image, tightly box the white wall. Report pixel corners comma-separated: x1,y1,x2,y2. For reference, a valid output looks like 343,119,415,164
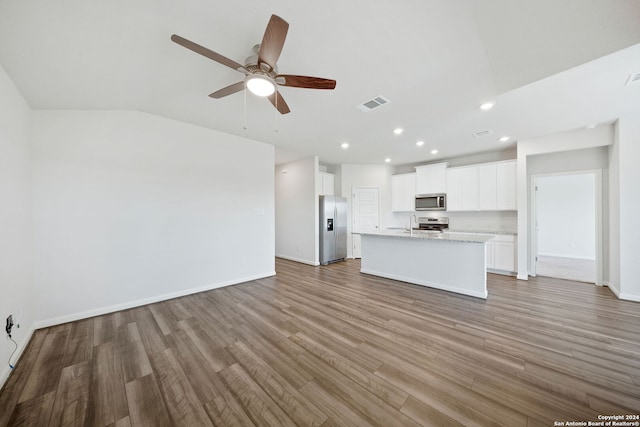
340,164,394,258
31,110,275,326
395,146,517,174
608,126,620,296
517,126,613,281
527,146,610,174
275,157,319,265
0,65,35,386
536,174,595,259
610,116,640,301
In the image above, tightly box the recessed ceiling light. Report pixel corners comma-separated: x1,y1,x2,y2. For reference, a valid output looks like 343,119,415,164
480,102,494,111
416,141,425,147
499,136,510,142
430,149,438,155
384,158,391,163
393,128,403,135
341,142,350,149
586,124,597,129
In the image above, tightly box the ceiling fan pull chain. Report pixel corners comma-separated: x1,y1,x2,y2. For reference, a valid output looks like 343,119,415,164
274,94,279,133
243,85,247,130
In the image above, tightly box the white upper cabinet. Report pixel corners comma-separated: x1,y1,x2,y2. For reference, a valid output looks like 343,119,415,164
415,163,448,195
318,172,335,196
496,161,516,210
391,173,416,212
459,167,478,211
446,160,516,212
477,164,498,211
446,166,477,211
445,168,462,211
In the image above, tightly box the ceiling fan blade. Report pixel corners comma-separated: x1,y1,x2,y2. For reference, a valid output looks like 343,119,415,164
276,75,336,90
268,91,291,114
171,34,247,73
258,15,289,71
209,81,245,99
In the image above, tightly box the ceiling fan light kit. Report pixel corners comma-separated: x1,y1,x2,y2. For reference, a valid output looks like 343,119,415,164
171,14,336,114
246,75,276,97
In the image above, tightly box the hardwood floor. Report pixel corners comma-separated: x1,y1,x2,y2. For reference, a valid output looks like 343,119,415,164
536,255,596,283
1,258,639,426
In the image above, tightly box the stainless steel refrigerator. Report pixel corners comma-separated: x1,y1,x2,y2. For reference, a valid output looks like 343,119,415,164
319,195,348,265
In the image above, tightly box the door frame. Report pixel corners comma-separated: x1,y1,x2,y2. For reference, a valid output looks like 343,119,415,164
529,169,603,285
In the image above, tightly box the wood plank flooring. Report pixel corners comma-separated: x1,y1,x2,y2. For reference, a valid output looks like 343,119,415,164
1,258,639,426
536,255,596,283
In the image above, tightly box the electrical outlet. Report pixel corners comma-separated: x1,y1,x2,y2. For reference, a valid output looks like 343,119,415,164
5,315,13,336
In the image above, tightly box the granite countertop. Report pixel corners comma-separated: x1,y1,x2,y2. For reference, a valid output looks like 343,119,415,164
447,229,518,236
386,227,517,236
358,229,495,244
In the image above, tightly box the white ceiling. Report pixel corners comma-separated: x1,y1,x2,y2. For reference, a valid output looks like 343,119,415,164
1,0,639,166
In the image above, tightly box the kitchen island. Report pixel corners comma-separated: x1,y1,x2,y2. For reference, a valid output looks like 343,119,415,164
358,230,494,299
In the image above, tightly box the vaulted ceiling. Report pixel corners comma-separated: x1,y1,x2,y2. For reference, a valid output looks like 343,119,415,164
1,0,639,165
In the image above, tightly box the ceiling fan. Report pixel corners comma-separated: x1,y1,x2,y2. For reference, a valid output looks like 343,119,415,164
171,14,336,114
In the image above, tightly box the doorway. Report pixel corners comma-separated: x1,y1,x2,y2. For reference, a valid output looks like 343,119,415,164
531,171,602,284
351,188,379,258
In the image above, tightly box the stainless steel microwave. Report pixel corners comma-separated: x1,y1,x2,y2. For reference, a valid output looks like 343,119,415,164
415,193,446,211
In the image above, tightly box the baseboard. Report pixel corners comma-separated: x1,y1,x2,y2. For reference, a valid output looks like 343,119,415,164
275,254,319,266
0,325,35,390
34,271,276,329
487,268,517,277
537,253,595,261
517,273,529,280
605,281,621,297
601,281,640,302
618,293,640,303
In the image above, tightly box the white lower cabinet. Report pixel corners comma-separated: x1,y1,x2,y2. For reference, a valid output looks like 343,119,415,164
485,240,495,269
486,234,517,274
446,232,517,275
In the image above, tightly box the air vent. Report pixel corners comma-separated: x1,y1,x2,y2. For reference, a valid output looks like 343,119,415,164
473,129,493,138
355,95,390,112
626,72,640,86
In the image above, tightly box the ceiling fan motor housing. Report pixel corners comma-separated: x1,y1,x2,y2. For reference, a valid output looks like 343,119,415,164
244,54,278,75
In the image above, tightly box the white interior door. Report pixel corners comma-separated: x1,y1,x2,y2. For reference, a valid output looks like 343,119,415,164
352,188,379,258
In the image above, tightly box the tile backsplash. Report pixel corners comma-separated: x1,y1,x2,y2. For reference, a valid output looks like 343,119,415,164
444,211,517,232
390,210,517,233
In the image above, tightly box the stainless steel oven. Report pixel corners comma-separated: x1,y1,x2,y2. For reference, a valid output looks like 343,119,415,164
415,193,446,211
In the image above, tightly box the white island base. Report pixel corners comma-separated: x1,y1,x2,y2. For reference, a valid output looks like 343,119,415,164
360,231,490,299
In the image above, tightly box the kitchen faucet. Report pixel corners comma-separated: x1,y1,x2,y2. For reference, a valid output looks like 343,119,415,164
409,214,417,236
